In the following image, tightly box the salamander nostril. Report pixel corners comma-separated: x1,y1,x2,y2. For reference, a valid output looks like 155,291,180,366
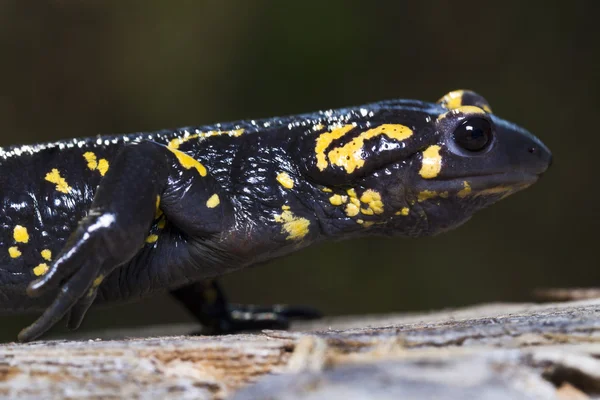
528,147,536,154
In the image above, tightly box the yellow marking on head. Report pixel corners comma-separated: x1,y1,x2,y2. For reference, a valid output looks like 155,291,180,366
45,169,72,193
419,145,442,179
97,159,109,176
457,181,472,198
13,225,29,243
146,234,159,243
206,194,220,208
327,124,413,174
329,194,348,206
276,172,294,189
33,263,49,277
157,217,167,229
438,90,465,110
169,129,245,149
417,190,448,202
8,246,21,258
417,190,438,202
92,275,104,288
395,207,410,216
168,148,207,176
315,125,355,171
282,205,290,210
437,105,486,122
359,190,378,204
41,249,52,261
83,152,98,170
273,207,310,240
359,189,384,215
321,187,332,193
439,91,493,113
345,203,360,217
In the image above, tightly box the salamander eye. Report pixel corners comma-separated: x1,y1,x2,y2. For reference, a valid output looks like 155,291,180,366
452,118,493,152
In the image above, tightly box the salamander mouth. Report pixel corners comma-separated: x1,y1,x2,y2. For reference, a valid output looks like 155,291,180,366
415,172,539,197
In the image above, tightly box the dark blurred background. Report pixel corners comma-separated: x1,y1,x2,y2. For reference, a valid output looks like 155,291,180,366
0,1,597,342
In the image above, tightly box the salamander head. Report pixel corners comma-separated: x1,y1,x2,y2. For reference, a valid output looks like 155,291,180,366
307,90,551,237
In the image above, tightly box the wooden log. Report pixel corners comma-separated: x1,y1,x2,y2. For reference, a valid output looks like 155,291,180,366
1,299,600,399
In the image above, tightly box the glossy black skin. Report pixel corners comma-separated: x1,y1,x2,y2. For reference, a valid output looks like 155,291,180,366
0,91,551,341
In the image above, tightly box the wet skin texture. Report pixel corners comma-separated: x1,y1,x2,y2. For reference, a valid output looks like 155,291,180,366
0,90,551,342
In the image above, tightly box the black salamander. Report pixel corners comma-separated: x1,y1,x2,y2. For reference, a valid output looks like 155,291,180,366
0,90,551,342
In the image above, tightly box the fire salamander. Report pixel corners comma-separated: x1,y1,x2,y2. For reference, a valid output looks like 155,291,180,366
0,90,551,342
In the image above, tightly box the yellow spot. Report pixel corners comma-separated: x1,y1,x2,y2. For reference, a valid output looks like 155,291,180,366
13,225,29,243
437,90,464,110
97,159,109,176
45,168,72,193
356,219,364,224
419,145,442,179
394,208,410,216
347,188,357,198
314,123,324,131
146,234,159,243
155,195,163,218
83,152,109,176
363,221,375,228
282,205,290,210
327,124,413,174
206,194,220,208
92,275,104,287
321,187,332,193
168,148,207,176
417,190,448,202
276,172,294,189
329,194,347,206
168,129,245,149
418,190,438,202
8,246,21,258
315,125,355,171
83,152,98,170
359,189,384,215
33,263,49,277
274,207,310,240
41,249,52,261
437,105,486,122
345,203,360,217
457,181,472,198
157,217,166,229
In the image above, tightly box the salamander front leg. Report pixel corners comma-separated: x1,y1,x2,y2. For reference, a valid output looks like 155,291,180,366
171,280,322,334
18,141,170,342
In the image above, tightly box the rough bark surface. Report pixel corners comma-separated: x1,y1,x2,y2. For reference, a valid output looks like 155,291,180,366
2,299,600,399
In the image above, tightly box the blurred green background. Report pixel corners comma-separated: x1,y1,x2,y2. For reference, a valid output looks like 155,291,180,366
0,1,597,342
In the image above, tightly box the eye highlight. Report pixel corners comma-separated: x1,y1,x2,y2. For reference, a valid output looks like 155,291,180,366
452,118,493,152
